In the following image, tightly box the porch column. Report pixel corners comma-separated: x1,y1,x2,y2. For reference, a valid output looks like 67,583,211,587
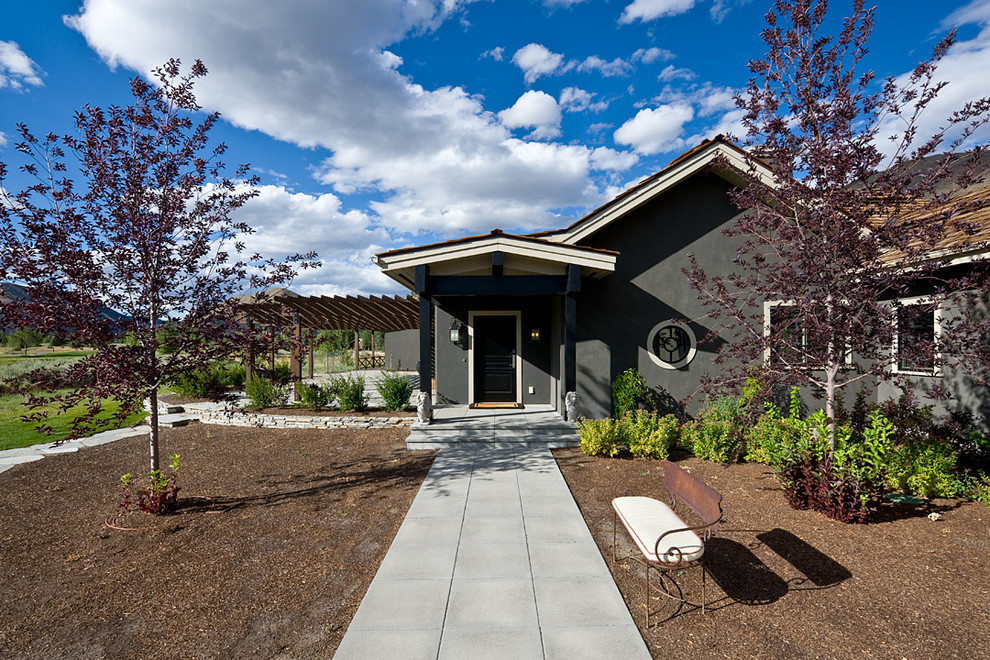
564,264,579,395
415,265,432,396
353,329,360,370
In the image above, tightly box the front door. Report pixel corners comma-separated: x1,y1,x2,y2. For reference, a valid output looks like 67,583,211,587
473,315,517,403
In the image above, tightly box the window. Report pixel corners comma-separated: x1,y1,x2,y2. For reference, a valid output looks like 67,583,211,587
647,320,697,370
894,299,940,375
764,301,850,368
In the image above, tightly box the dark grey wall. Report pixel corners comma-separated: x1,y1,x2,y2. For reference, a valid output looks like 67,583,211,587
575,174,745,419
433,296,554,405
384,329,420,371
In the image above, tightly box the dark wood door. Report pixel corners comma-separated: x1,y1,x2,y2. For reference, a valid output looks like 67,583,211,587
473,315,517,403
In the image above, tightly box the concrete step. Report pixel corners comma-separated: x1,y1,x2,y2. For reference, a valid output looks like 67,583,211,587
406,428,579,450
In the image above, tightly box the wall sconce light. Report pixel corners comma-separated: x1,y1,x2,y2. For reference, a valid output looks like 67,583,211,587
449,319,464,344
530,328,541,342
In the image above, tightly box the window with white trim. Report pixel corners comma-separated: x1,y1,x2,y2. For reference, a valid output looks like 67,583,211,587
893,297,941,376
764,301,851,368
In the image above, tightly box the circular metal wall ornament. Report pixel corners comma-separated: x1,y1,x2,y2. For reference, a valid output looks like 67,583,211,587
647,320,697,370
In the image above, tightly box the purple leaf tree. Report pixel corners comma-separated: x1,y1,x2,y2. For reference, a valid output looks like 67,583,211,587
0,59,316,471
685,0,990,446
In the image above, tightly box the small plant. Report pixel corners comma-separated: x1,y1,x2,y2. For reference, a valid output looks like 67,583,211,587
170,361,244,399
376,372,413,411
298,382,333,410
611,368,649,418
684,395,741,463
336,375,368,412
120,453,181,515
624,410,680,460
578,417,623,457
968,471,990,507
246,374,290,409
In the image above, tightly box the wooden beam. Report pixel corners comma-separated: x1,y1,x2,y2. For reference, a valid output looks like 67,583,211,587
429,275,567,296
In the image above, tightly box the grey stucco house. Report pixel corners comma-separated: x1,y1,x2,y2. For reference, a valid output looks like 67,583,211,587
374,136,990,424
374,136,773,419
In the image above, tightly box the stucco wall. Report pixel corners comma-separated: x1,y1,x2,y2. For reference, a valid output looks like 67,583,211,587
574,174,745,419
384,329,420,372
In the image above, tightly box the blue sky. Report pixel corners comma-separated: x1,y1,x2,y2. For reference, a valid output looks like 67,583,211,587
2,0,989,297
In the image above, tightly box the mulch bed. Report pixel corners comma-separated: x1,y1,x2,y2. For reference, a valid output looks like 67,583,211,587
554,448,990,660
0,425,434,659
4,425,988,659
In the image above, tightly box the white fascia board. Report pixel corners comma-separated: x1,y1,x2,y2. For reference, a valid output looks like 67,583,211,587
376,236,615,273
555,143,775,245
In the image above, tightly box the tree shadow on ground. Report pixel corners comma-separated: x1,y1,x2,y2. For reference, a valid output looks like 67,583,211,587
182,452,436,513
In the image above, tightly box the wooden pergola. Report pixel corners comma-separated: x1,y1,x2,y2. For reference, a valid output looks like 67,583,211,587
240,292,419,392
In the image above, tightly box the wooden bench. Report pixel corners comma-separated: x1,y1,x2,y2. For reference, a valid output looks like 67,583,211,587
612,460,723,626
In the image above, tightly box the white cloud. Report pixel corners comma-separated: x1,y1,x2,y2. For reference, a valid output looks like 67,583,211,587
499,90,562,140
559,87,609,113
614,104,695,155
543,0,588,6
578,55,633,77
66,0,617,247
619,0,695,24
590,146,638,171
0,131,7,148
632,47,675,64
658,64,696,82
872,1,990,158
481,46,504,61
511,43,570,83
0,41,44,90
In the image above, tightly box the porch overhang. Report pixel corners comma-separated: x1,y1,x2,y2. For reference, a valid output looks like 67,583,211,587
373,229,617,291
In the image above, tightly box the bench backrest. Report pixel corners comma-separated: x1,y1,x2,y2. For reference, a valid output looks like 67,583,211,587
660,460,722,535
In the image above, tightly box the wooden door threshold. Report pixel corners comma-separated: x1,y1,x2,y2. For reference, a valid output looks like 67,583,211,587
468,402,524,409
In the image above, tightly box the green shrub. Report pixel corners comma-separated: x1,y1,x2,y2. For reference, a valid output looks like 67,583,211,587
611,368,649,418
376,372,413,411
578,417,623,457
624,410,680,459
298,382,334,410
336,375,368,412
684,396,741,462
744,409,802,465
170,361,244,399
887,441,961,499
967,471,990,507
246,374,289,409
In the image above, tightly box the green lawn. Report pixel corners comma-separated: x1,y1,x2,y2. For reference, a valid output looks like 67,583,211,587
0,392,147,451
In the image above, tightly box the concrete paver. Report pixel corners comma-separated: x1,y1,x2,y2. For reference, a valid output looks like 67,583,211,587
333,444,651,660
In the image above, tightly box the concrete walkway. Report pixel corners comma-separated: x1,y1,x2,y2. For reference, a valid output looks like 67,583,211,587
406,404,580,450
0,426,148,475
333,445,651,660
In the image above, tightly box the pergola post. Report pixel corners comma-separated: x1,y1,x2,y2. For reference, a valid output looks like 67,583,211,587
308,329,314,379
244,320,254,390
290,310,303,398
353,329,360,370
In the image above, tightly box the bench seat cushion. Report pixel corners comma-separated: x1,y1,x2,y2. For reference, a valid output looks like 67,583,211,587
612,496,704,564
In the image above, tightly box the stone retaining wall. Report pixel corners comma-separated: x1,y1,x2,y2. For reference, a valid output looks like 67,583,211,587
198,409,415,430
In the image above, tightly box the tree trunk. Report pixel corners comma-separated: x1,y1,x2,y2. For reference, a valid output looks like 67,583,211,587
148,386,161,472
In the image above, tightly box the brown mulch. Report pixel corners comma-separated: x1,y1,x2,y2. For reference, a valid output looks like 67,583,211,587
3,424,988,660
0,425,434,659
553,448,990,660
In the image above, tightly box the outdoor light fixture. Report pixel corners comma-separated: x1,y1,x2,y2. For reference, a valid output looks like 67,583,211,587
449,319,463,344
530,328,541,341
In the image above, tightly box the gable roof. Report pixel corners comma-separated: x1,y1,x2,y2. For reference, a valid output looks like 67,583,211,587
543,135,776,245
374,229,617,290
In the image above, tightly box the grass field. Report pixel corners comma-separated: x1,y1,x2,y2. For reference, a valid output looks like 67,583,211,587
0,348,147,450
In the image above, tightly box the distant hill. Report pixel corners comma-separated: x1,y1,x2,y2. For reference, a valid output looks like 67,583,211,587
1,282,131,332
